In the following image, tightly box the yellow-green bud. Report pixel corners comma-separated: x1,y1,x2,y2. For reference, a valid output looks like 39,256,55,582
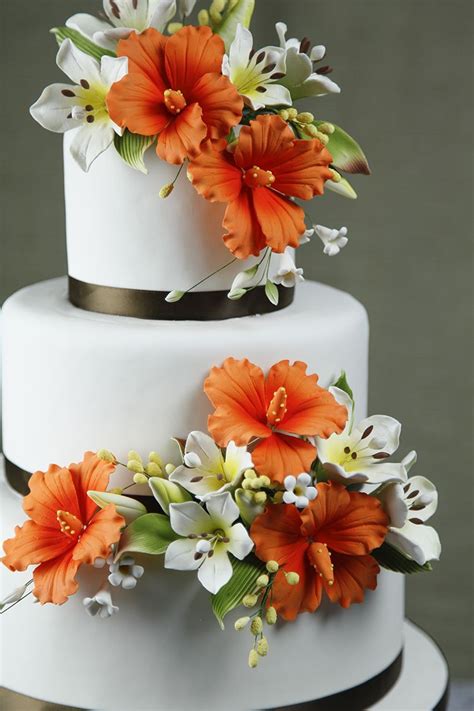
287,108,298,120
127,459,145,474
145,462,162,477
96,449,116,463
254,491,267,505
244,469,256,480
110,486,123,495
234,616,250,631
250,616,263,635
256,574,269,588
242,594,258,608
285,571,300,586
242,479,253,491
318,121,335,135
159,183,174,199
279,109,290,121
197,9,209,25
133,472,148,486
228,0,239,9
273,491,284,504
165,463,176,476
211,0,226,11
248,648,259,668
318,131,330,145
266,560,279,573
149,451,163,467
250,477,263,490
304,123,319,138
266,606,278,625
256,636,269,656
259,475,271,488
128,450,143,464
297,112,314,124
331,169,342,183
209,8,222,23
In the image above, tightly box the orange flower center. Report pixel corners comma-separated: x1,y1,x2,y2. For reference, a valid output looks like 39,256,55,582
56,509,83,539
266,386,288,427
163,88,187,115
243,165,276,189
308,542,334,586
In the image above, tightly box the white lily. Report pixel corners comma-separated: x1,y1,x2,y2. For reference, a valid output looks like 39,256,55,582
316,387,407,485
67,0,177,51
275,22,340,100
378,453,441,565
165,492,253,593
272,250,304,288
83,587,119,618
314,225,349,256
170,431,252,500
30,40,128,172
222,23,291,110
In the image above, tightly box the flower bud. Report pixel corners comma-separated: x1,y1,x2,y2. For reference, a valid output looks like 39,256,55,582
254,491,267,505
110,487,123,495
149,451,163,467
248,649,259,668
145,461,162,477
331,169,342,183
128,450,143,464
165,290,185,303
198,9,209,25
244,469,257,480
96,449,116,463
242,594,258,608
297,112,314,124
304,123,319,138
285,571,300,586
133,473,148,485
165,463,176,476
287,108,298,120
159,183,174,199
242,479,253,491
167,22,183,34
256,574,269,588
266,560,279,573
279,109,290,121
256,637,269,656
250,477,263,490
149,476,192,514
128,460,145,474
318,121,335,135
260,475,271,487
234,616,250,631
266,606,278,625
250,616,263,635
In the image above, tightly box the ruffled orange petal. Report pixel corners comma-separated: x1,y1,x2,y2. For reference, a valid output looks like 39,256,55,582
251,433,316,482
188,141,243,203
271,556,322,621
73,505,124,566
222,190,267,259
23,466,81,529
107,72,169,136
324,553,380,608
2,520,72,572
190,73,243,143
265,361,348,437
156,102,207,164
272,139,334,200
116,29,167,88
32,549,81,605
252,188,306,253
234,115,295,170
302,483,388,556
164,26,224,97
69,452,116,525
205,357,270,446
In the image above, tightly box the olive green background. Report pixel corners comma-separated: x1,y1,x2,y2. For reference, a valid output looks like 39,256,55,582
1,0,472,682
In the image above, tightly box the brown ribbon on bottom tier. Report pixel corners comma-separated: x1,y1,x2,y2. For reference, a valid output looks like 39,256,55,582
68,276,295,321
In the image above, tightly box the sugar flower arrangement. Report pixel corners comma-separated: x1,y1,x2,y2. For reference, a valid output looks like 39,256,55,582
29,0,370,305
1,358,441,668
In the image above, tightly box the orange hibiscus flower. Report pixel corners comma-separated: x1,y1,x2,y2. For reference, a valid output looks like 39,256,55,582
187,114,334,259
106,26,243,164
2,452,124,605
204,358,347,482
251,482,388,621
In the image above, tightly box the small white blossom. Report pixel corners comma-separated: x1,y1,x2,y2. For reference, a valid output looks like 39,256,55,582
314,225,349,256
283,473,317,508
83,588,119,619
108,555,144,590
299,228,314,246
272,251,304,288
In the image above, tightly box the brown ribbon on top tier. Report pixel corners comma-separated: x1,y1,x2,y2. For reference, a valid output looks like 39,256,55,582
68,276,294,321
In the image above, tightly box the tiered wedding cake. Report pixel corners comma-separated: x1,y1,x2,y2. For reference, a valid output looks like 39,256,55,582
0,2,441,710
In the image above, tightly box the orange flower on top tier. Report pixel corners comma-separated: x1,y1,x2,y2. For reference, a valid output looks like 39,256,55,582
204,358,347,482
106,26,243,165
2,452,124,605
251,482,388,621
188,114,333,259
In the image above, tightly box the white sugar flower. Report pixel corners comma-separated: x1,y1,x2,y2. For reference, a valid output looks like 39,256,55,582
272,251,304,288
223,24,291,110
316,387,408,485
314,225,349,256
0,582,31,611
275,22,340,100
165,492,253,594
170,431,252,500
67,0,177,51
83,587,119,619
176,0,197,17
30,40,128,172
299,228,314,246
108,555,144,590
379,456,441,565
283,473,317,508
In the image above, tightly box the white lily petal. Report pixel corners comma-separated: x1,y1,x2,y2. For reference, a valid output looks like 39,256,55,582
66,13,112,39
405,475,438,521
69,122,115,172
227,523,254,560
229,23,254,72
94,27,133,50
205,491,239,528
150,0,177,29
281,46,313,87
168,501,212,537
310,45,326,62
294,72,341,98
197,547,233,594
402,450,417,473
275,22,288,49
176,0,195,18
353,462,408,485
56,39,102,86
100,55,129,90
223,441,253,480
387,523,441,566
252,82,292,108
30,83,81,133
379,483,409,528
164,538,201,571
328,386,353,433
185,431,222,471
170,466,226,498
354,415,401,455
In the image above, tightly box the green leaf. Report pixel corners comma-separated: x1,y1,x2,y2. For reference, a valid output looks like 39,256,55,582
87,490,147,524
315,122,371,175
326,175,358,199
148,477,192,515
51,27,115,61
213,0,256,52
212,556,265,630
372,542,433,574
116,513,178,559
265,280,279,306
332,371,354,400
114,131,155,174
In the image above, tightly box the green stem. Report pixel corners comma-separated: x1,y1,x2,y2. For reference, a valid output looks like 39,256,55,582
184,257,238,295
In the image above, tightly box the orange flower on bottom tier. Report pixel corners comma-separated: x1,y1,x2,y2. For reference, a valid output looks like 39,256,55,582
188,114,334,258
250,482,388,621
2,452,124,605
204,358,347,482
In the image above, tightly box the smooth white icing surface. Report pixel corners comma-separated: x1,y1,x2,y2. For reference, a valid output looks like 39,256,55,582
64,135,289,292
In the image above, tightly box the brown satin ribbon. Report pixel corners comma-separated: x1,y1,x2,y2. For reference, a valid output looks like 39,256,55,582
68,276,295,321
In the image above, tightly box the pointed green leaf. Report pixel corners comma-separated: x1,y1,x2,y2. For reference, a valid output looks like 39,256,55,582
315,122,370,175
372,542,432,574
213,0,256,52
326,175,358,199
116,513,178,559
114,130,155,174
87,490,147,524
332,371,354,401
212,555,265,630
265,280,279,306
148,477,192,514
51,27,115,61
